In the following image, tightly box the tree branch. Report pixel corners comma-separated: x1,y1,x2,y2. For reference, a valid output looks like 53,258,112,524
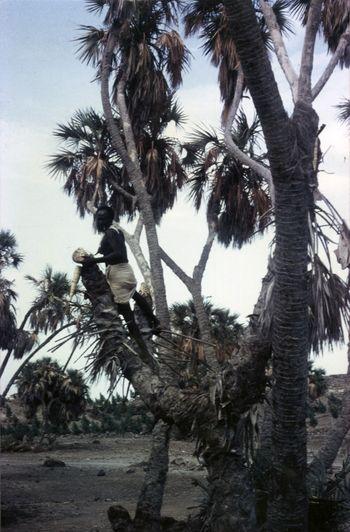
312,24,350,101
259,0,299,101
133,214,144,243
223,68,275,203
298,0,323,104
109,178,137,207
159,247,192,288
193,223,216,283
101,33,134,170
116,78,140,166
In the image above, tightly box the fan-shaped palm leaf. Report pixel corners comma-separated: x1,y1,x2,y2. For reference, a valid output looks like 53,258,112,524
185,112,271,247
0,230,23,271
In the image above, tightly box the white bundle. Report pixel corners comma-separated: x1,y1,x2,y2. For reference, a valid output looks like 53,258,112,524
69,265,82,300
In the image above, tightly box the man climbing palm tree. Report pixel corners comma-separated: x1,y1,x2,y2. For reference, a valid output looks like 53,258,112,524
82,205,160,348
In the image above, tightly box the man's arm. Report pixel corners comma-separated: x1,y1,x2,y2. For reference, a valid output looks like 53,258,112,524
84,230,125,264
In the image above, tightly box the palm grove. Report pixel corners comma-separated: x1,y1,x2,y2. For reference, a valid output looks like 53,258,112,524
2,0,350,531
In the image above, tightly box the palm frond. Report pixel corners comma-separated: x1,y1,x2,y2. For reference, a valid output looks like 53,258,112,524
0,230,23,270
0,276,18,349
309,255,350,354
157,30,191,88
322,0,350,68
336,98,350,125
85,0,108,15
76,25,106,67
25,266,72,334
272,0,295,35
283,0,310,20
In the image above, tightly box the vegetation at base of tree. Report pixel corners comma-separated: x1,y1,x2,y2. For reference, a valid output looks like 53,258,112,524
253,452,350,531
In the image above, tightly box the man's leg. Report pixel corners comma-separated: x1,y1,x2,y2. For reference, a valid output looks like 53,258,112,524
117,302,158,372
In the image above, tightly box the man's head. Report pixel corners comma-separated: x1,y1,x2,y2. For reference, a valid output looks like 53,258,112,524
95,206,114,233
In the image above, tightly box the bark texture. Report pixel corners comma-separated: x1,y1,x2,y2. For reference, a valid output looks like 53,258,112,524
134,420,171,532
225,2,318,529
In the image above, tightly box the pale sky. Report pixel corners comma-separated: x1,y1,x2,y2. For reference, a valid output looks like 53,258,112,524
1,0,349,396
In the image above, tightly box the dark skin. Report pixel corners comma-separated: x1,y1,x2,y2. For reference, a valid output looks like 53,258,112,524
83,208,160,334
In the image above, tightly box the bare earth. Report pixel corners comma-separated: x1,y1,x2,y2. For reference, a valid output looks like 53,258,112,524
1,435,205,532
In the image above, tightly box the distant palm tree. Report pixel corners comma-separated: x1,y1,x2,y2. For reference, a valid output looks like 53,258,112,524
16,357,89,441
25,266,71,334
170,299,243,362
184,110,271,248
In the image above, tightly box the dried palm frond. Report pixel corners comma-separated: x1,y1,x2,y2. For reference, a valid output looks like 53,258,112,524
308,255,349,354
186,113,271,248
322,0,350,68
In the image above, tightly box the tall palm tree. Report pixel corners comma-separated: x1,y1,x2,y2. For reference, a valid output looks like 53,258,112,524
25,266,72,335
16,357,89,440
184,110,272,248
1,264,74,382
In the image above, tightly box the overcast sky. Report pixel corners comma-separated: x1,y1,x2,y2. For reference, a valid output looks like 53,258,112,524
1,0,349,395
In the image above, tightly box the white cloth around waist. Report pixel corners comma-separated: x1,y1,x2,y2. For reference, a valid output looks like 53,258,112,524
106,263,137,304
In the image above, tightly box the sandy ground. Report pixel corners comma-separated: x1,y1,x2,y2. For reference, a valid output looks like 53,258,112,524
1,435,205,532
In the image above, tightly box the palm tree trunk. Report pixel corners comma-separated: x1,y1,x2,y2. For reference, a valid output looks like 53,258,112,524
80,261,276,528
224,1,319,529
134,420,170,532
